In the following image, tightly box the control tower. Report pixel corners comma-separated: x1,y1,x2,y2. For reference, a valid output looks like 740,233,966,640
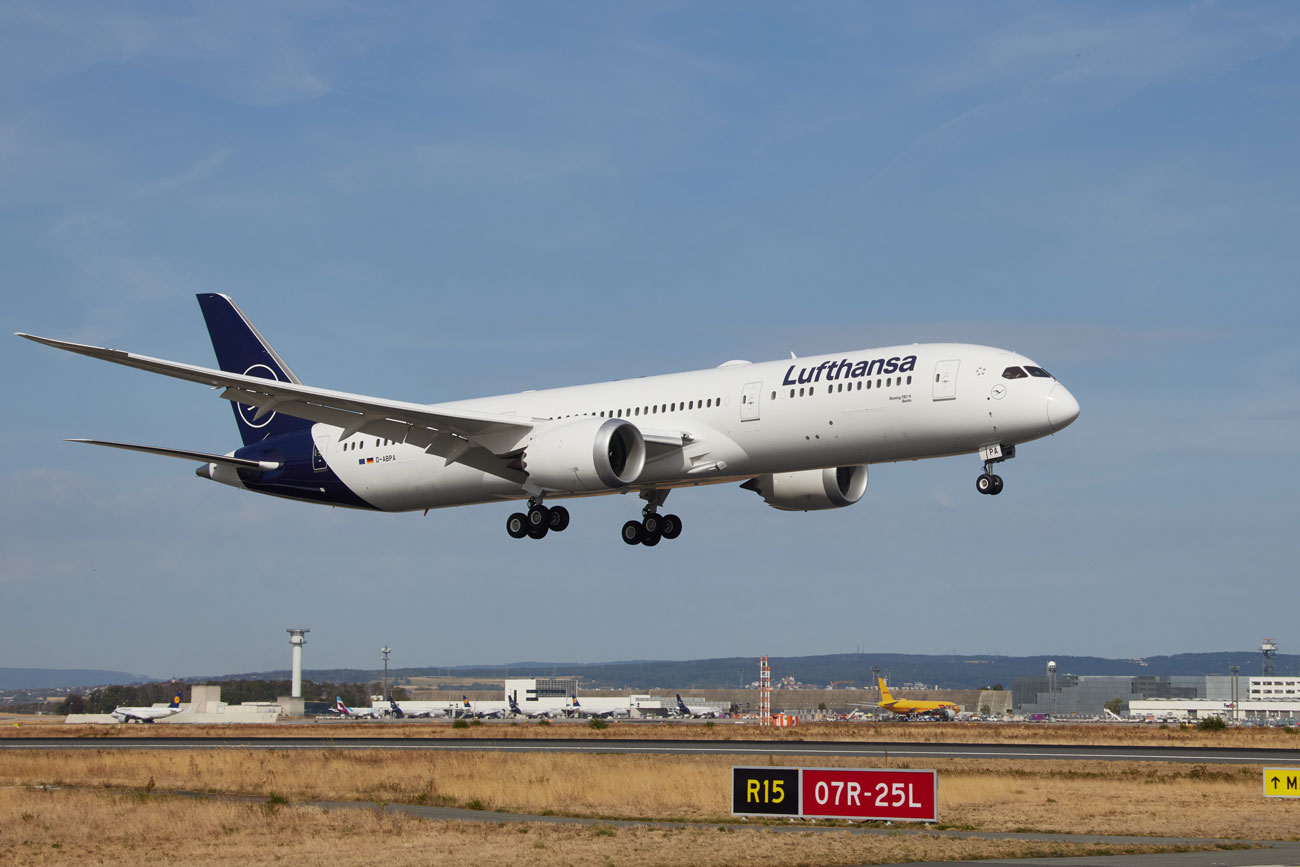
1262,638,1277,677
287,629,309,698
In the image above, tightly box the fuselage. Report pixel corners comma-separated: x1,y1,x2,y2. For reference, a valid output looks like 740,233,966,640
206,342,1079,512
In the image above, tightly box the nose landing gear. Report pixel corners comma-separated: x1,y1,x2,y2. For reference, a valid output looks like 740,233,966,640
975,443,1014,496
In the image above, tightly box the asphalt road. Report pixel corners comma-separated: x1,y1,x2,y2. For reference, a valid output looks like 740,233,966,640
3,736,1300,765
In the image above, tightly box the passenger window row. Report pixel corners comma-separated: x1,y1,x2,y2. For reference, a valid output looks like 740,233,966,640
780,374,912,400
342,438,398,451
554,398,725,421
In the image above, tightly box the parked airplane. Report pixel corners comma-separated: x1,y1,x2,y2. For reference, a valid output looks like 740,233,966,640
507,691,565,718
566,696,626,719
675,694,721,718
876,678,959,720
330,696,382,719
111,693,183,724
18,294,1079,545
387,699,439,719
454,695,506,719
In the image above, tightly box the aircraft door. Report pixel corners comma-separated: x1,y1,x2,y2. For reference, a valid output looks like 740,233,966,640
740,381,762,421
932,360,959,401
311,430,330,472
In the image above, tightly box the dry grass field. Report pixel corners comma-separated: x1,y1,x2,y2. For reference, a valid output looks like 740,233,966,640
2,719,1296,864
1,747,1296,865
0,787,1201,867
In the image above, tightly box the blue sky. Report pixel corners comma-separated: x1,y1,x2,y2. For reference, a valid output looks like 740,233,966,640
3,2,1297,679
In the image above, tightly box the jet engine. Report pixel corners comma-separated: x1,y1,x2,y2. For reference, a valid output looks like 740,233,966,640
741,465,867,511
521,417,646,492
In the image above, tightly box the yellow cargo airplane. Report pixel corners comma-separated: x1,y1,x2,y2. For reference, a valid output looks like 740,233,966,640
877,677,959,719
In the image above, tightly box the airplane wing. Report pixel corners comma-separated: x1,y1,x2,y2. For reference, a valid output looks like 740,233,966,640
18,333,536,483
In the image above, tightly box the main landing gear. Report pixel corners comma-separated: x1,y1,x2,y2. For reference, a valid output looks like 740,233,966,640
506,499,570,540
504,491,685,546
621,489,683,547
975,443,1015,496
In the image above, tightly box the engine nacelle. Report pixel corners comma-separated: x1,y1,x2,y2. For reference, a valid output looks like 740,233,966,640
742,465,868,511
522,417,646,492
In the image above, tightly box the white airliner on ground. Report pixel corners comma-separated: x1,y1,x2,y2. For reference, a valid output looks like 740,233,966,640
330,696,381,719
111,693,183,723
18,294,1078,545
675,693,723,719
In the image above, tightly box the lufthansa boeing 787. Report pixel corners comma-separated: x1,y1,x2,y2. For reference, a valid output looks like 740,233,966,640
18,294,1079,546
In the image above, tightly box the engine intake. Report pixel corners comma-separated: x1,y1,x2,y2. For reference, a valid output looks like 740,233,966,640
742,465,868,511
522,418,646,492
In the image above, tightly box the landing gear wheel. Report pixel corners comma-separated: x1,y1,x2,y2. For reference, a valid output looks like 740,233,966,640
526,503,550,531
988,475,1004,495
621,520,644,546
659,514,682,539
548,505,570,532
506,513,528,539
642,514,661,536
527,521,549,540
641,530,662,547
976,473,994,495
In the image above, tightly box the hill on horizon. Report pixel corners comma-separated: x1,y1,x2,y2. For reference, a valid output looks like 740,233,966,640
187,650,1299,691
0,668,152,690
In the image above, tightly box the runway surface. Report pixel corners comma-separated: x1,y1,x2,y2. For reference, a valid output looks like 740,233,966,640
4,736,1300,765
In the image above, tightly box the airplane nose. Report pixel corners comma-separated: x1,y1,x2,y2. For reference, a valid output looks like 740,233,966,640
1047,383,1080,431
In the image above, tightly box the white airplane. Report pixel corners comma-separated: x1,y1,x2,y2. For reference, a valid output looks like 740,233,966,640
452,695,507,719
675,693,722,719
507,690,566,718
111,692,183,723
386,698,437,719
330,696,382,719
17,294,1079,545
565,696,626,719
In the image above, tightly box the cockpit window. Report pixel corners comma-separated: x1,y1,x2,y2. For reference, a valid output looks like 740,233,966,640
1002,366,1028,379
1024,366,1052,378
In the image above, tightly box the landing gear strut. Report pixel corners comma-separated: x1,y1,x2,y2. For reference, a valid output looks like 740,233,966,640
975,443,1014,496
622,490,683,547
506,499,570,540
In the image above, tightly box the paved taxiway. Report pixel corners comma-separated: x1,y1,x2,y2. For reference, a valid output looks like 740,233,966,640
4,736,1300,765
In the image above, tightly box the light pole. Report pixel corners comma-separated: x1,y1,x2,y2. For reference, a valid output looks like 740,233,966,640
1230,665,1240,724
381,646,391,701
1047,661,1057,719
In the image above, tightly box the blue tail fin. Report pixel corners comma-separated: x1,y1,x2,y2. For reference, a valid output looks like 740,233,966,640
168,693,182,709
196,294,311,446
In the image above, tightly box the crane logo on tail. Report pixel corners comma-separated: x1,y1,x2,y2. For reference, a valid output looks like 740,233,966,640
237,364,281,428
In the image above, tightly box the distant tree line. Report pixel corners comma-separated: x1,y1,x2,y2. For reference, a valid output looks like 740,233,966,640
59,680,408,714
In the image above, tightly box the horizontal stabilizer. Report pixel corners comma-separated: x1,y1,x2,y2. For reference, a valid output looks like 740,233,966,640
67,439,281,470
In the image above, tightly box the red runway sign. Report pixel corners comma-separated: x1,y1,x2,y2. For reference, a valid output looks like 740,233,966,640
732,766,936,822
801,768,936,821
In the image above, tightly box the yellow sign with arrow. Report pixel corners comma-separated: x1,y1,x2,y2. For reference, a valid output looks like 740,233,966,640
1264,768,1300,798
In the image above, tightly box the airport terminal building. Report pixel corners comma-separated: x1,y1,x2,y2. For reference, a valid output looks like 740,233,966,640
1015,674,1300,721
